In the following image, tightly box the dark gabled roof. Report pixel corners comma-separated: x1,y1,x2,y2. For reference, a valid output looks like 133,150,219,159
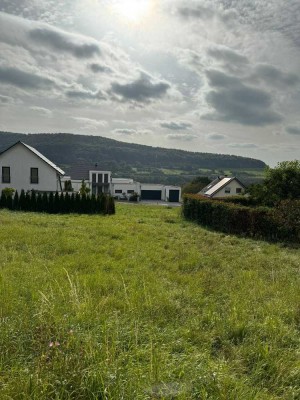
202,176,246,197
64,164,110,180
0,141,65,175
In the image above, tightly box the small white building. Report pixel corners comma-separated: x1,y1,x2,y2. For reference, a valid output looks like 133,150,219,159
111,180,182,202
200,176,246,198
0,141,65,193
111,178,140,198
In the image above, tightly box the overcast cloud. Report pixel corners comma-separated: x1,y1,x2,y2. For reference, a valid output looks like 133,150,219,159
0,1,299,165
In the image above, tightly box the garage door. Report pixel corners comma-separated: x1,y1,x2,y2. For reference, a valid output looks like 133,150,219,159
168,190,180,202
141,190,162,200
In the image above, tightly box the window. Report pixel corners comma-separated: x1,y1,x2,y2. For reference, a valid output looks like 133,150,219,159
236,188,242,194
30,168,39,184
92,173,96,183
2,167,10,183
98,173,103,183
115,189,122,194
225,186,231,194
104,174,109,184
127,190,134,194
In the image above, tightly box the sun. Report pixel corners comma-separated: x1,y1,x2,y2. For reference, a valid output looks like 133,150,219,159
113,0,152,23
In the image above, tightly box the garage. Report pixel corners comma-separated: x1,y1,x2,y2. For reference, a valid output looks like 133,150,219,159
141,190,162,200
168,189,180,202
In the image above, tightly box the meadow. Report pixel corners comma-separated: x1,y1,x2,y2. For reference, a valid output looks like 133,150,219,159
0,205,299,399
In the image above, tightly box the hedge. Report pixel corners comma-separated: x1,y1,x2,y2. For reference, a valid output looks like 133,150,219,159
182,194,299,243
0,190,115,215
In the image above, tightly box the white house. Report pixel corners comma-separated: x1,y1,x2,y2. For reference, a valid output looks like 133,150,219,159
200,176,246,198
61,165,111,195
0,141,65,193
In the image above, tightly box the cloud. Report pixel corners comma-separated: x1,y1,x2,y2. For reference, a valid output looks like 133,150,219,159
0,65,55,89
30,106,53,116
286,125,300,135
0,95,14,104
228,143,258,149
112,128,151,136
178,4,215,20
207,46,249,66
111,73,170,103
160,120,192,130
203,69,283,126
66,89,106,101
72,117,108,130
251,64,300,88
206,133,227,140
113,128,137,136
29,27,101,58
167,133,198,141
177,2,237,25
89,63,113,74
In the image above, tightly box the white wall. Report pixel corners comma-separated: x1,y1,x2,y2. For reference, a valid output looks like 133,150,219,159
0,143,61,193
212,179,245,198
112,182,140,195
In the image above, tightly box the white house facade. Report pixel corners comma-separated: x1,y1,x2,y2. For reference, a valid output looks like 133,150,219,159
111,181,182,202
0,141,65,193
200,176,246,198
111,178,140,198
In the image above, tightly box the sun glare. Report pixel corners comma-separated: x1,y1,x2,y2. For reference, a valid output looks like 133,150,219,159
113,0,152,23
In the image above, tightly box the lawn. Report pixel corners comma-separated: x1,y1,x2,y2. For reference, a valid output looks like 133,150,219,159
0,205,299,399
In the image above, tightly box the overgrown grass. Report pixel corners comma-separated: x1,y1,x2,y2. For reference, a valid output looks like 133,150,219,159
0,205,300,399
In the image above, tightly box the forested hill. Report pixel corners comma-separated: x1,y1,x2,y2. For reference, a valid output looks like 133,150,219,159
0,132,266,184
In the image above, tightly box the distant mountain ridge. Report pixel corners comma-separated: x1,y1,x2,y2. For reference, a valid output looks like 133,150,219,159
0,132,266,185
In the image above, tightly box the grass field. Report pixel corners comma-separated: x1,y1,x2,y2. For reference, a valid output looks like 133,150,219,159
0,205,300,399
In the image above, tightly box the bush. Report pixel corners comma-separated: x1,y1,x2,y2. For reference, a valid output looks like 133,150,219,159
129,192,139,202
182,194,299,243
0,190,115,216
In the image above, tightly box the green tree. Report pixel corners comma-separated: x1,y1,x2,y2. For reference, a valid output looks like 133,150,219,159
182,176,211,195
79,180,90,196
248,160,300,206
13,191,19,210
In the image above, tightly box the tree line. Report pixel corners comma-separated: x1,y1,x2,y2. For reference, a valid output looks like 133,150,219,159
0,189,115,215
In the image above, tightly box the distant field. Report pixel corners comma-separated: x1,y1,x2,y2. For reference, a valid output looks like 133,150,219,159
122,167,265,186
0,205,299,399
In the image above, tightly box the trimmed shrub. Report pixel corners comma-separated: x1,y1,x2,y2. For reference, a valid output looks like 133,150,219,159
0,190,115,216
182,194,299,243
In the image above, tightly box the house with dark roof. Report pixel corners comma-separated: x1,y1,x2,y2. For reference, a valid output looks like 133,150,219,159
199,176,246,198
0,141,65,193
62,164,112,195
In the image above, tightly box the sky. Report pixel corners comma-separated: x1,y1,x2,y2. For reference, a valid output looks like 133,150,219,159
0,0,299,166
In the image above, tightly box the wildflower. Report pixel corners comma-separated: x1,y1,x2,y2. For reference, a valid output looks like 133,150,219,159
49,341,60,348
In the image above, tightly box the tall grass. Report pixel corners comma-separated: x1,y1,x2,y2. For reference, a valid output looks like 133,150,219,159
0,205,299,399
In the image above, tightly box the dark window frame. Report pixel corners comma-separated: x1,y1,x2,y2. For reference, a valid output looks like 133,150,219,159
236,188,242,194
2,166,10,183
115,189,122,194
30,168,39,184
